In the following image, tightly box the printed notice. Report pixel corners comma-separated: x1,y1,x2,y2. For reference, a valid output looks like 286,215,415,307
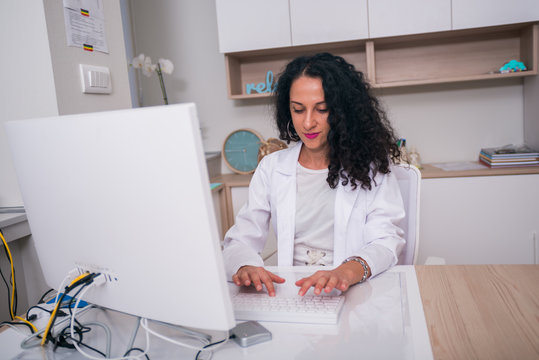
63,0,108,53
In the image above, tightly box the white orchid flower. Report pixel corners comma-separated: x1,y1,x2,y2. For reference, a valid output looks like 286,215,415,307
158,58,174,74
130,53,145,69
142,56,156,77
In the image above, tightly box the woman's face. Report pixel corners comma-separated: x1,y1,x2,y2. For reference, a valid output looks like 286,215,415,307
289,76,330,156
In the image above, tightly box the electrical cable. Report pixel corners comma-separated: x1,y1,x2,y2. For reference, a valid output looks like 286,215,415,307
61,283,113,357
41,272,96,345
56,324,107,358
140,318,229,353
37,288,55,304
125,317,142,355
0,230,38,333
57,321,112,358
26,305,56,321
0,320,35,334
195,335,233,360
124,347,150,360
69,276,151,360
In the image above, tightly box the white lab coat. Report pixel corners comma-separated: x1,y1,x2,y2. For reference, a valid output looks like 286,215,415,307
222,142,405,279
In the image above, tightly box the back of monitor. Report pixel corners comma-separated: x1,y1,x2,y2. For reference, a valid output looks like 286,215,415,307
5,104,235,331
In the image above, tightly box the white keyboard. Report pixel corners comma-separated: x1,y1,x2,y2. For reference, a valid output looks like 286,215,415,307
232,292,345,324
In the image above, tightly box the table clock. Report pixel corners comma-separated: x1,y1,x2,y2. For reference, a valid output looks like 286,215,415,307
222,129,264,174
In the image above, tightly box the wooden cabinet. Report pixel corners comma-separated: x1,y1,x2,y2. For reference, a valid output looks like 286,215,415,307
417,174,539,265
452,0,539,30
224,22,538,98
368,0,451,38
215,0,291,53
290,0,368,46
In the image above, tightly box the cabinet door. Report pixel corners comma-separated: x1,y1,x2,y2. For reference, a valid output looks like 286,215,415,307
290,0,368,46
452,0,539,30
215,0,291,52
418,175,539,265
368,0,451,38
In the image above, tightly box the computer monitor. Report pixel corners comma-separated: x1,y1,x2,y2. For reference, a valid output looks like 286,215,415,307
5,103,235,332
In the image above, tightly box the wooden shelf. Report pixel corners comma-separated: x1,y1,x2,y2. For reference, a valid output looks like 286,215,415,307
225,40,368,99
421,163,539,179
371,22,538,87
224,22,538,99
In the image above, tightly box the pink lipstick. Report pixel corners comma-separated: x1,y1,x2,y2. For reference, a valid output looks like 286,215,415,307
304,133,319,139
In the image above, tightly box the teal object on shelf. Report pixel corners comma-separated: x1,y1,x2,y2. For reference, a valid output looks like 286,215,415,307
223,129,263,174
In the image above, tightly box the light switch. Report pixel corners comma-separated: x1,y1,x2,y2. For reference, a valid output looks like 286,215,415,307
80,64,112,94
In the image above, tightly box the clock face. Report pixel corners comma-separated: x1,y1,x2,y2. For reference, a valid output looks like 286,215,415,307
223,129,263,174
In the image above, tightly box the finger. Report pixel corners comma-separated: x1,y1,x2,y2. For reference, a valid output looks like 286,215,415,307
232,274,241,286
268,271,286,284
298,277,316,296
250,272,264,292
313,276,328,295
337,278,350,292
260,272,277,297
324,275,339,293
238,270,252,287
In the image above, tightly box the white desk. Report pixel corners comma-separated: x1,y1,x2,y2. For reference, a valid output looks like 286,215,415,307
0,266,432,359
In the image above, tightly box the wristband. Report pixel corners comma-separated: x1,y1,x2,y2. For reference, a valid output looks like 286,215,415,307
342,256,370,284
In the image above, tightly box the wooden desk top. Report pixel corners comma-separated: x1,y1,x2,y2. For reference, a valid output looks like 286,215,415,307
416,265,539,360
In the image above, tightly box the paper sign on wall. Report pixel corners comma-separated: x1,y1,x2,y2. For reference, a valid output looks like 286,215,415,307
63,0,108,53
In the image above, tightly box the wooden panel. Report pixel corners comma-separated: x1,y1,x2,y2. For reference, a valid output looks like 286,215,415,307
416,265,539,360
375,30,523,84
225,41,367,99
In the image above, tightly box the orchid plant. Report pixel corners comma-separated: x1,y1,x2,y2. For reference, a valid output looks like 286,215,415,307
130,53,174,105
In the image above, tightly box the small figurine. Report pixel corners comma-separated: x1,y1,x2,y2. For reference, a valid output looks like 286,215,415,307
499,60,527,73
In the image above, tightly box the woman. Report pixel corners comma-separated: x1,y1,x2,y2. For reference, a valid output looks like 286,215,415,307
222,53,405,297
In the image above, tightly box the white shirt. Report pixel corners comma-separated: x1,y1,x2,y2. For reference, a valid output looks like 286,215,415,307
222,142,405,280
293,163,335,266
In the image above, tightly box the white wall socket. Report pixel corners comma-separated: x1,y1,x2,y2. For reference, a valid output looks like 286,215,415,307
79,64,112,94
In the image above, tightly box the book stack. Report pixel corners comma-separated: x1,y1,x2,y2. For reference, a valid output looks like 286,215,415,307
479,145,539,168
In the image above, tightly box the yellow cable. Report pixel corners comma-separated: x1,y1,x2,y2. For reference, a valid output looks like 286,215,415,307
0,231,38,333
40,272,91,345
70,272,90,286
40,295,63,345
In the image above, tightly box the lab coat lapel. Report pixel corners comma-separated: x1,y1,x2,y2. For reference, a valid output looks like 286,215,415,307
275,143,301,266
333,180,359,264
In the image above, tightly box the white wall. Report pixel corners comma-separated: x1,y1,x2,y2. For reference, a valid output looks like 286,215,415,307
0,0,134,321
0,0,133,207
0,1,58,206
129,0,277,170
43,0,132,115
129,0,525,170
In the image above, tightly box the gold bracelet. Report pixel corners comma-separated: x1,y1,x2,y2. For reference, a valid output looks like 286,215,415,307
342,256,370,283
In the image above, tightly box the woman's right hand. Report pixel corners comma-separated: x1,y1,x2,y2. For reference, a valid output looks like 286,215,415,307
232,266,285,297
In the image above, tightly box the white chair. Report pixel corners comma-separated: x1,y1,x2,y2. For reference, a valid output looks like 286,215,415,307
392,164,421,265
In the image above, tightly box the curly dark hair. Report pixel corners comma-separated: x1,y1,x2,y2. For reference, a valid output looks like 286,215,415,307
274,52,401,190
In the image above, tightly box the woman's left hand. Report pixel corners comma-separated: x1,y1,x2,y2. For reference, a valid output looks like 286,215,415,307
295,261,366,296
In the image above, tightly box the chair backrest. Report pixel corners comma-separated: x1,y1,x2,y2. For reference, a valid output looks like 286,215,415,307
392,164,421,265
